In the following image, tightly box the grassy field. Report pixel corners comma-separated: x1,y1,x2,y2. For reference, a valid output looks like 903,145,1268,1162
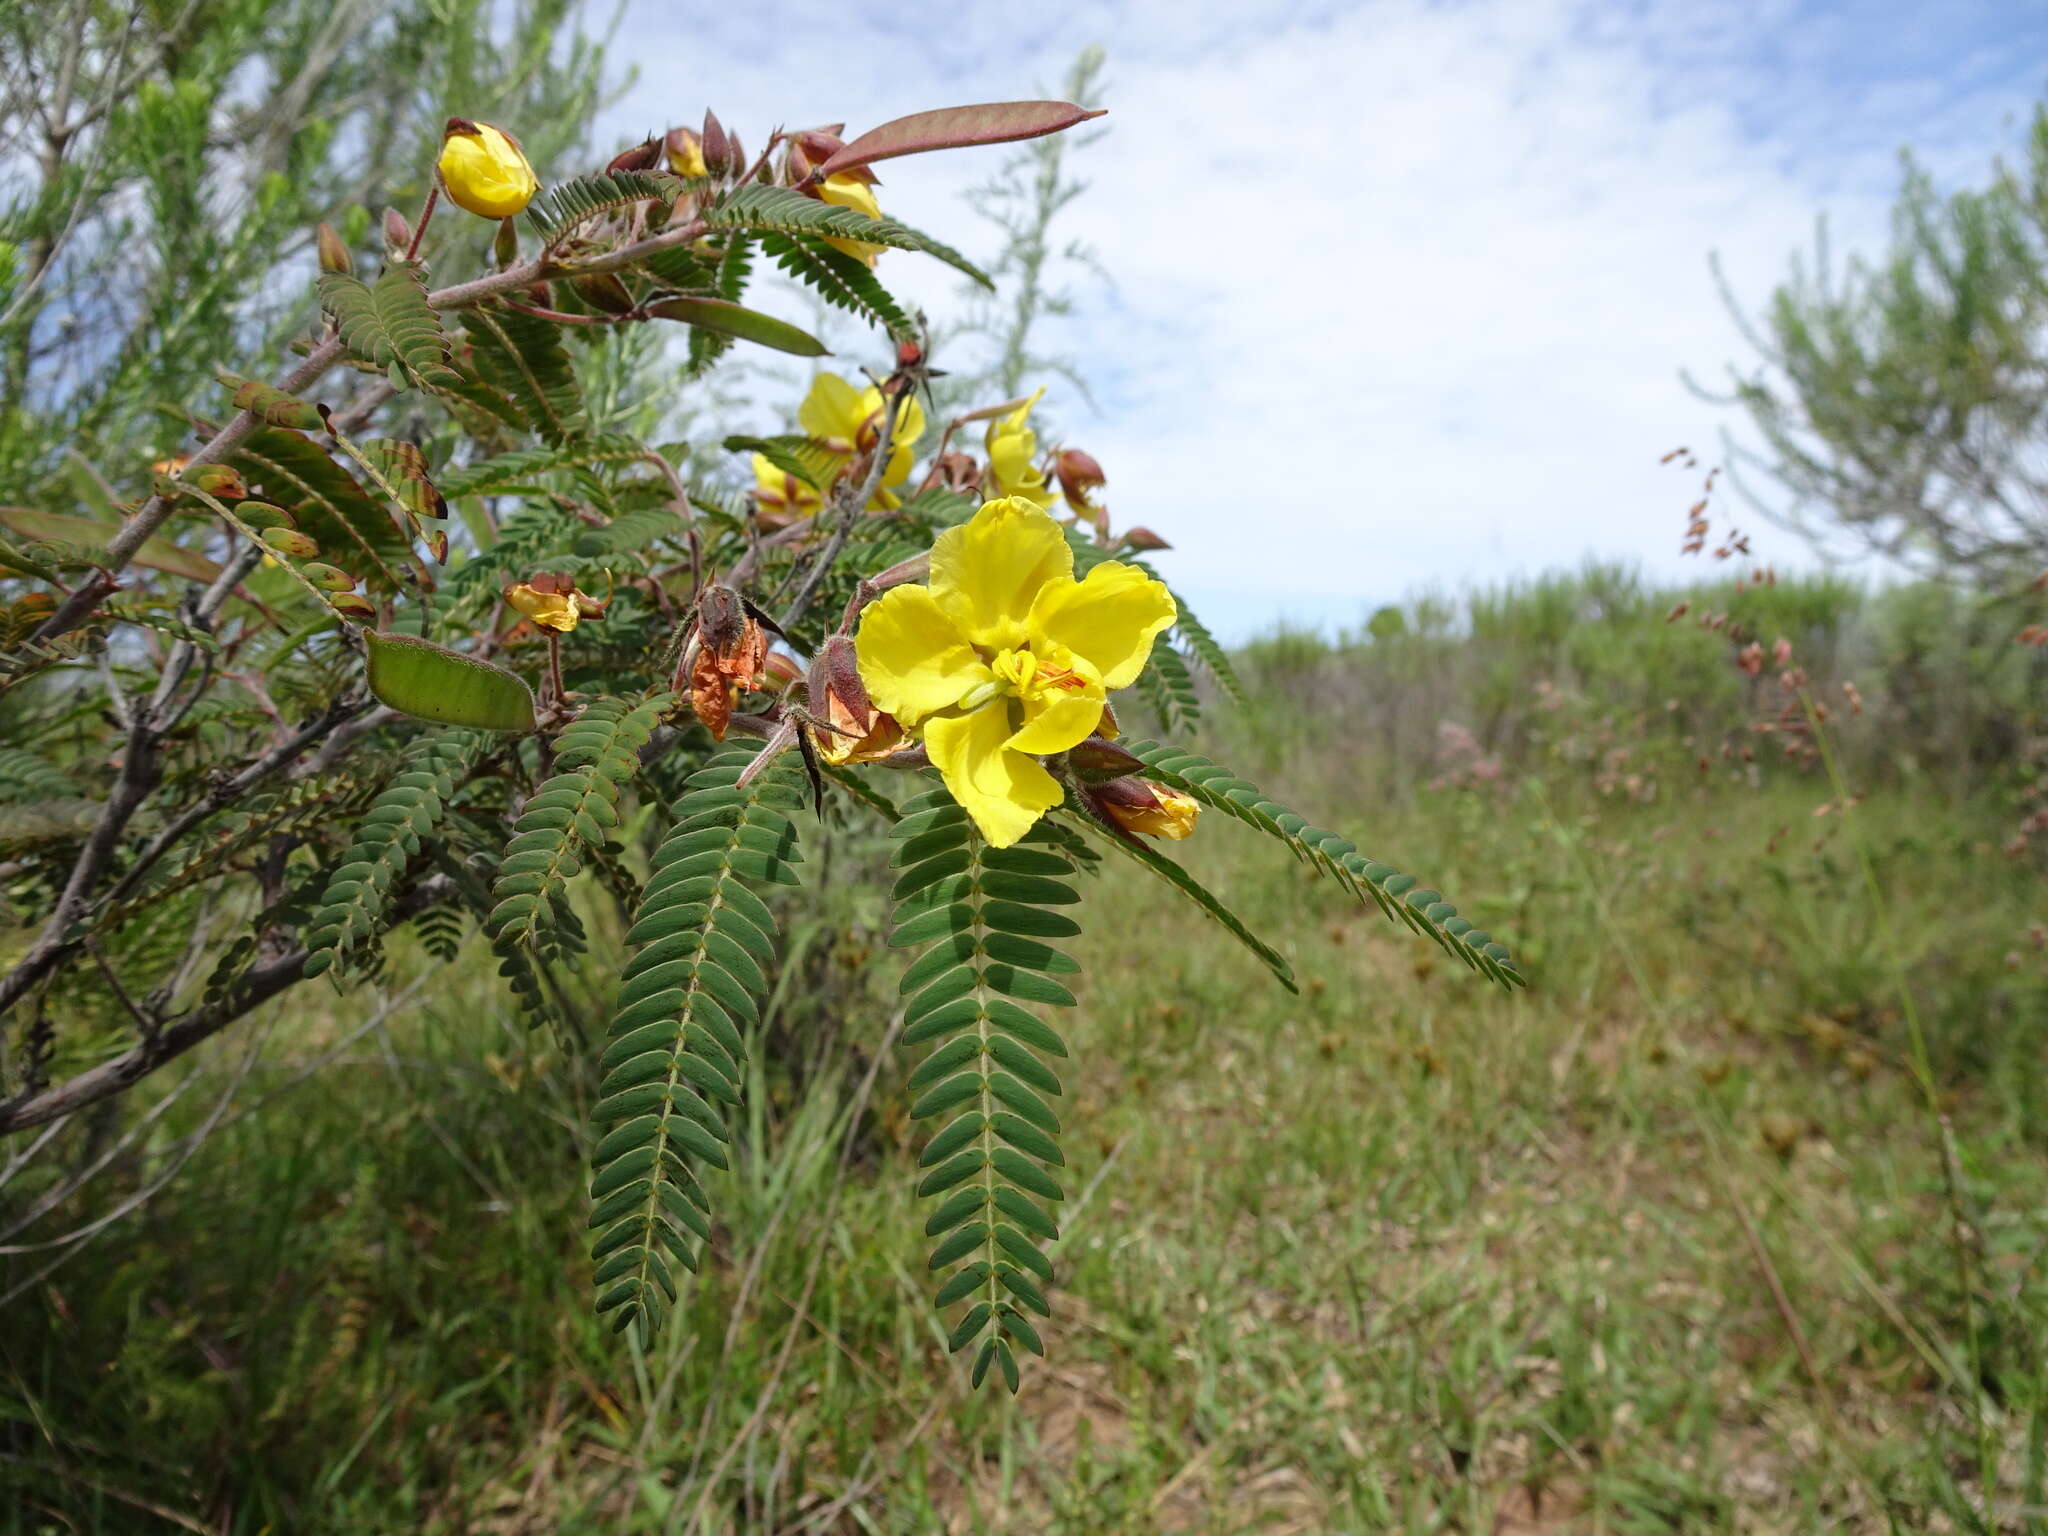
5,579,2048,1533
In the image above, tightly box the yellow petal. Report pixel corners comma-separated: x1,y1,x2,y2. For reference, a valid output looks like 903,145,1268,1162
854,585,989,726
865,386,927,450
926,704,1063,849
928,497,1074,650
881,437,915,489
1028,560,1177,691
1007,681,1105,755
818,176,886,265
819,174,882,219
799,371,862,445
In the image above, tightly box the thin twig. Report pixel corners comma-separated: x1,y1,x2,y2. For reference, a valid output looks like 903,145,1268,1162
776,389,907,630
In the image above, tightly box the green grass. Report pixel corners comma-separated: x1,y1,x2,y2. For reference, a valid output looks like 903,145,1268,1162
5,649,2047,1531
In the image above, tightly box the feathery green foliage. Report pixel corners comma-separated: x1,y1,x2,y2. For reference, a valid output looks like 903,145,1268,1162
706,185,992,286
303,733,480,978
527,170,686,246
588,750,806,1339
1125,741,1525,987
488,694,667,975
891,789,1075,1391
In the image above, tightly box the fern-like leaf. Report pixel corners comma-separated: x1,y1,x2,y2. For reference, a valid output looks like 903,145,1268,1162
890,789,1077,1392
1133,636,1202,733
1124,742,1525,987
230,426,408,590
588,749,805,1338
438,436,651,499
759,232,910,334
302,732,479,976
459,308,586,444
1163,593,1246,708
704,185,992,288
528,170,684,245
1064,803,1295,992
0,748,77,802
318,264,460,390
487,695,667,1006
373,262,462,390
722,433,838,490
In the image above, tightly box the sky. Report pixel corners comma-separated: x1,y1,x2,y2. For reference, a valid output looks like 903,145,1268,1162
593,0,2047,641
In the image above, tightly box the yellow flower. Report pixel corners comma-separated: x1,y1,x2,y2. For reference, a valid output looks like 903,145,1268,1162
504,581,579,633
855,498,1177,847
815,173,887,266
985,388,1057,509
1093,778,1201,841
751,453,823,528
438,120,539,220
797,372,928,508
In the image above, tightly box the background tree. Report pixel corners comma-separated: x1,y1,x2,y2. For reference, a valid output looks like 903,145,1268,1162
0,0,610,502
1696,106,2048,586
944,45,1110,410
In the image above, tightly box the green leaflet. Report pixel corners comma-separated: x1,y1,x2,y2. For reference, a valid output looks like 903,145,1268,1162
316,263,461,390
302,732,480,977
702,184,992,288
526,169,685,246
644,297,829,357
759,232,911,334
889,787,1073,1391
1125,742,1525,988
586,749,806,1341
459,307,586,443
437,436,652,499
1063,803,1296,993
487,695,669,1017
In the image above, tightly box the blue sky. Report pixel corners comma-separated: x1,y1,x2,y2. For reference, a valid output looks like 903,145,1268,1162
594,0,2048,640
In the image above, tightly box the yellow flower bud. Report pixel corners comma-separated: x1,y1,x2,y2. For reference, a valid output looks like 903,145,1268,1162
665,127,708,179
438,119,539,220
1093,777,1200,841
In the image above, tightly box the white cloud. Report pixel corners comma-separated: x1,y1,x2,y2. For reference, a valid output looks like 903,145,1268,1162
594,0,2044,637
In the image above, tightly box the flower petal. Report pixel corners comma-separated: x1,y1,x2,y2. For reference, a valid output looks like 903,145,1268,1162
927,704,1062,848
1007,682,1105,755
893,390,928,449
854,585,988,726
799,371,862,444
1028,560,1177,691
928,497,1074,650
